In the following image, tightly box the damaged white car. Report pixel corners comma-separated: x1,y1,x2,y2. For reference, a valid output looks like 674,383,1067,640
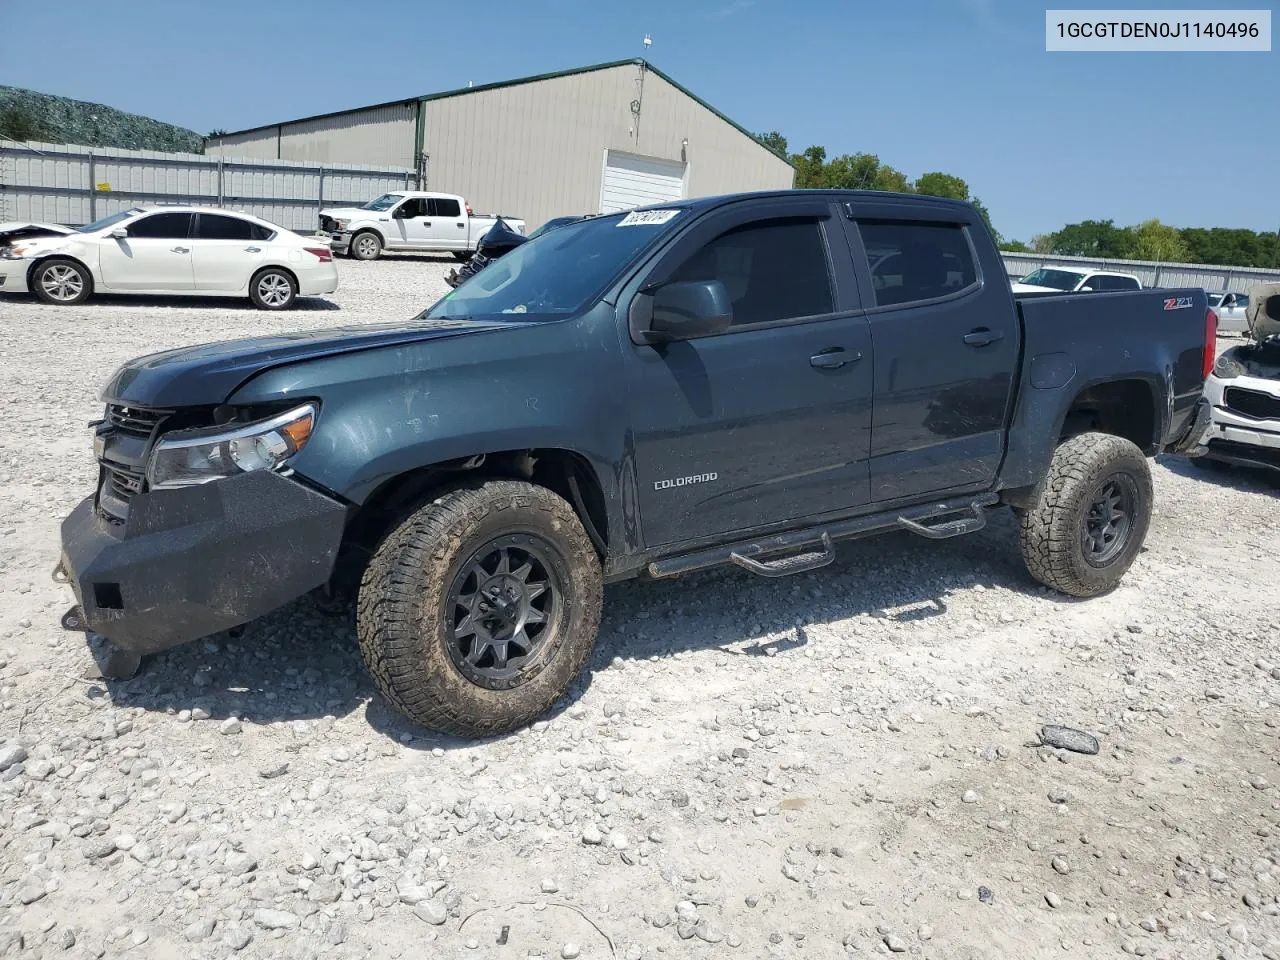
1191,282,1280,473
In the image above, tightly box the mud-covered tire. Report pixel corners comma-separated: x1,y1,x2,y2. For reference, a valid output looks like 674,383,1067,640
1018,432,1152,598
356,479,602,737
349,231,382,261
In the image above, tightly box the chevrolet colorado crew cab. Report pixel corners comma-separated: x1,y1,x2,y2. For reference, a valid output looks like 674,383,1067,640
56,190,1214,737
318,192,525,261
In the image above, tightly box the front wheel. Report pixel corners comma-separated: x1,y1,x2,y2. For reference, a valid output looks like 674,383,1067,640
356,479,603,737
32,258,92,305
350,231,382,261
249,268,297,310
1019,432,1153,598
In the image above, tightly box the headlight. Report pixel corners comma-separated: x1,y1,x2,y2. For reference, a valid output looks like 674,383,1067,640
334,220,348,231
145,403,317,490
1,244,30,260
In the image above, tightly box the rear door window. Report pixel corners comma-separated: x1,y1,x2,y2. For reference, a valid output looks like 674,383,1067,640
856,221,978,308
195,214,255,241
429,197,462,218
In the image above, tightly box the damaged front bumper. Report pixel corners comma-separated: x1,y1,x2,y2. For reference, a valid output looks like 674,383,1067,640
57,470,348,655
1192,370,1280,472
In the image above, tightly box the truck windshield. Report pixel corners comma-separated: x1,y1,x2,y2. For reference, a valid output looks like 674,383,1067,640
360,194,403,211
1020,268,1086,290
427,209,687,322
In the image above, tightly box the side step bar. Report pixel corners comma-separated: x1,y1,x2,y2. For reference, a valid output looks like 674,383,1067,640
648,494,998,580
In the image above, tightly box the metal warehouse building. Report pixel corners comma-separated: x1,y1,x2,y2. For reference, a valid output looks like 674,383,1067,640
204,59,794,231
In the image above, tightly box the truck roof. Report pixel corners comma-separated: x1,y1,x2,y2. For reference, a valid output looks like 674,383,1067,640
637,189,982,215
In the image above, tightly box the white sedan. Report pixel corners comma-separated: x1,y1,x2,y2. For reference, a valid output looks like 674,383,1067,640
0,206,338,310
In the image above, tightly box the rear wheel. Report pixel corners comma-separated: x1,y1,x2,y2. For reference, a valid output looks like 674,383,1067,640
356,479,602,737
249,268,297,310
1019,432,1152,598
350,231,382,261
32,258,92,305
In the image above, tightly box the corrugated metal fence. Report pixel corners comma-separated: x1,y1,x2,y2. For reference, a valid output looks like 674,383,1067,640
0,140,416,232
1001,251,1280,293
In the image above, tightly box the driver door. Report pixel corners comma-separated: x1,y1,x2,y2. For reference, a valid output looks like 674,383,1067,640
97,211,195,290
391,198,431,248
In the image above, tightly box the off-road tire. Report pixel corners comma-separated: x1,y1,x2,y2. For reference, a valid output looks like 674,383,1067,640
1018,432,1152,598
350,231,382,261
32,257,93,305
356,479,602,737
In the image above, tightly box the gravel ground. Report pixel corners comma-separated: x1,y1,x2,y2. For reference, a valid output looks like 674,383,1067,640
1,259,1279,960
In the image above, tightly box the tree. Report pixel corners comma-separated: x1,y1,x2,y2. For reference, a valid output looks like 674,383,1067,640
1001,239,1031,252
791,145,829,189
1130,219,1191,262
914,171,969,200
1031,234,1056,254
754,131,788,161
970,197,1002,246
1047,220,1134,258
825,153,912,193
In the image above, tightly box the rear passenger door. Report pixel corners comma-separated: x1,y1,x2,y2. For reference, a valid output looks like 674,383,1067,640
621,198,875,548
191,213,272,291
842,203,1019,502
427,197,467,249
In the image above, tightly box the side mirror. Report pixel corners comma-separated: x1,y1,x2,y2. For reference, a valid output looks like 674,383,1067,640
110,227,128,239
636,280,733,343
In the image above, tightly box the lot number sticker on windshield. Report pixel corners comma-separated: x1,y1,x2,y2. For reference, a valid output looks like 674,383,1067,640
617,209,681,227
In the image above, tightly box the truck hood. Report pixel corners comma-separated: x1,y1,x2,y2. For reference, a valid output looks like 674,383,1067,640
319,206,372,221
102,317,517,408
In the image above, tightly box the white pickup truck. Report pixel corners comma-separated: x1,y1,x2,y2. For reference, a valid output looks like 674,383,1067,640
318,192,525,261
1011,265,1142,294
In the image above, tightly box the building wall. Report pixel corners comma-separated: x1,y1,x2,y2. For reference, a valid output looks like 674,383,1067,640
422,64,792,230
207,103,418,168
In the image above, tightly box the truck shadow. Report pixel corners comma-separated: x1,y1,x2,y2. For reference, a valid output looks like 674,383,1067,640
1157,453,1280,497
96,508,1078,748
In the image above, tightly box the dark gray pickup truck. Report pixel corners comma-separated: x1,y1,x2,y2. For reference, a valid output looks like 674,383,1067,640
56,190,1214,736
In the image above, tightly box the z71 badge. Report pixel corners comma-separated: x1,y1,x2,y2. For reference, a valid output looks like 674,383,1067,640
1163,296,1194,311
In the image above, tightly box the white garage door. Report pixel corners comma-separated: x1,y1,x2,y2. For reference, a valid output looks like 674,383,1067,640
600,151,686,214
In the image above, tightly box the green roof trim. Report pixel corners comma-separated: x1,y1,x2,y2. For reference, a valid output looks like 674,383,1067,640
209,59,793,171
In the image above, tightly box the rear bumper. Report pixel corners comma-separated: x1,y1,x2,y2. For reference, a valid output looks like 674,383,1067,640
58,470,347,655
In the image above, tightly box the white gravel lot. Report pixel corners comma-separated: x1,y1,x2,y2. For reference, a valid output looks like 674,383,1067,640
1,258,1279,960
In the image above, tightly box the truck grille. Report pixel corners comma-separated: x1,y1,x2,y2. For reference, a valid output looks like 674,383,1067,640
1223,387,1280,421
320,215,338,233
98,466,144,523
106,403,170,437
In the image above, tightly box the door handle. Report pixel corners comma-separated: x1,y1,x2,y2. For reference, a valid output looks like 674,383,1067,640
457,223,465,228
810,347,860,369
963,328,1003,347
170,246,189,254
244,246,261,253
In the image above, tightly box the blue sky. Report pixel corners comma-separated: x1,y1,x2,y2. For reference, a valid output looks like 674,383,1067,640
3,0,1275,241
